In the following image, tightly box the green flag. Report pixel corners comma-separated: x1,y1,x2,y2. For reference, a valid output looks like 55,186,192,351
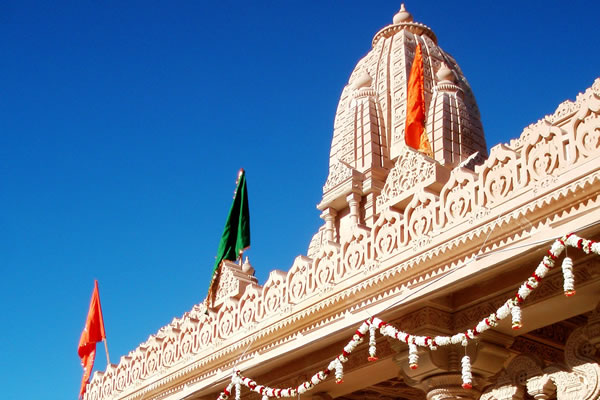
207,169,250,303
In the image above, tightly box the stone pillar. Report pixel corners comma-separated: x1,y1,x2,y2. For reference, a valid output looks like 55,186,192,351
346,193,361,225
320,208,338,242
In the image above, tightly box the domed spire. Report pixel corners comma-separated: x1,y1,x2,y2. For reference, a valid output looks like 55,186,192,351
372,3,437,45
393,4,413,24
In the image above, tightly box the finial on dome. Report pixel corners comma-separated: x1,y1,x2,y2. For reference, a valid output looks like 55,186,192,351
352,69,373,90
241,256,254,275
436,63,455,83
393,4,413,24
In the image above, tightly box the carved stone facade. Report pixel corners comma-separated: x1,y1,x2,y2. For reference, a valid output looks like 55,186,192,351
82,6,600,400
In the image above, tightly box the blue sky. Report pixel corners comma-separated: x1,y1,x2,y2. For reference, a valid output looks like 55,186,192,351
1,2,598,399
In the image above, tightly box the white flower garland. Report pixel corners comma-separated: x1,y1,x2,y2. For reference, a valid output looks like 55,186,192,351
562,256,575,296
461,355,472,389
214,233,599,399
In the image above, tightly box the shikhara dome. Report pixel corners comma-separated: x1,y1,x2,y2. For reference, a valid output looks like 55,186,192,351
320,5,487,213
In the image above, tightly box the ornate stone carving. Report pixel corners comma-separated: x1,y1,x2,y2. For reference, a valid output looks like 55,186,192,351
372,208,404,260
313,242,340,289
439,168,478,227
262,270,287,316
323,161,354,192
216,298,238,339
286,256,314,304
404,190,439,242
238,283,261,329
478,144,520,207
214,261,259,307
377,147,444,210
480,385,524,400
520,120,565,186
341,225,370,277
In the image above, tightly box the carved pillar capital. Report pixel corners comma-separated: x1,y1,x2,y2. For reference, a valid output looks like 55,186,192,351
320,208,338,242
392,334,511,398
420,374,481,400
526,375,555,400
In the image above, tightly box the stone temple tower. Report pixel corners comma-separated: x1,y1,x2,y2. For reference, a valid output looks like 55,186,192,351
312,5,488,253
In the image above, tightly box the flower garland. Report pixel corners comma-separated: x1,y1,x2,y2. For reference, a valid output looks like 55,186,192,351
215,233,599,399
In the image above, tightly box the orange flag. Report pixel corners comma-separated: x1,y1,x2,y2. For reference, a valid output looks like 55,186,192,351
405,42,432,157
78,280,106,398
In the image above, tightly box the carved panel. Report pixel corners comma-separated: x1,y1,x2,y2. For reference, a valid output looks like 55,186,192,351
372,209,404,260
480,385,523,400
262,270,287,316
521,124,565,187
404,190,439,243
574,110,600,160
215,265,238,303
377,147,437,210
100,366,115,400
114,359,129,393
341,226,370,278
178,317,198,359
287,256,314,304
197,315,214,350
479,144,520,207
439,168,478,227
128,349,143,387
313,242,340,290
161,332,178,368
323,161,354,192
238,284,261,329
216,298,239,340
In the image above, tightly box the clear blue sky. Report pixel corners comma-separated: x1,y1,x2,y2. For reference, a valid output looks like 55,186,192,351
1,1,598,399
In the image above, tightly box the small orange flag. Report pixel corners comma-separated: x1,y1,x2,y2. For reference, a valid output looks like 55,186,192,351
78,280,106,398
405,42,432,157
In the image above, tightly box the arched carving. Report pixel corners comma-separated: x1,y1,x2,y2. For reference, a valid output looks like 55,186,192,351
404,190,439,243
178,317,198,359
313,243,340,290
570,91,600,161
86,378,101,400
114,358,130,392
439,168,478,227
128,349,144,387
197,315,214,350
238,284,261,329
217,298,239,339
100,365,116,400
262,270,287,316
479,144,520,207
161,330,179,367
143,338,162,378
341,226,370,278
287,256,313,304
372,208,403,260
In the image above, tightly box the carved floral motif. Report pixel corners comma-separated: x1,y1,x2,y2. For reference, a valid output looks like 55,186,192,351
377,147,436,209
323,162,354,192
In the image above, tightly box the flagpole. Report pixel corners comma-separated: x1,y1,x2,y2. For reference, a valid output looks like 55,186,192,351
104,339,111,365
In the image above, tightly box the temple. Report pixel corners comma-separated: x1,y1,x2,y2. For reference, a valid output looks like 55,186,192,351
83,5,600,400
